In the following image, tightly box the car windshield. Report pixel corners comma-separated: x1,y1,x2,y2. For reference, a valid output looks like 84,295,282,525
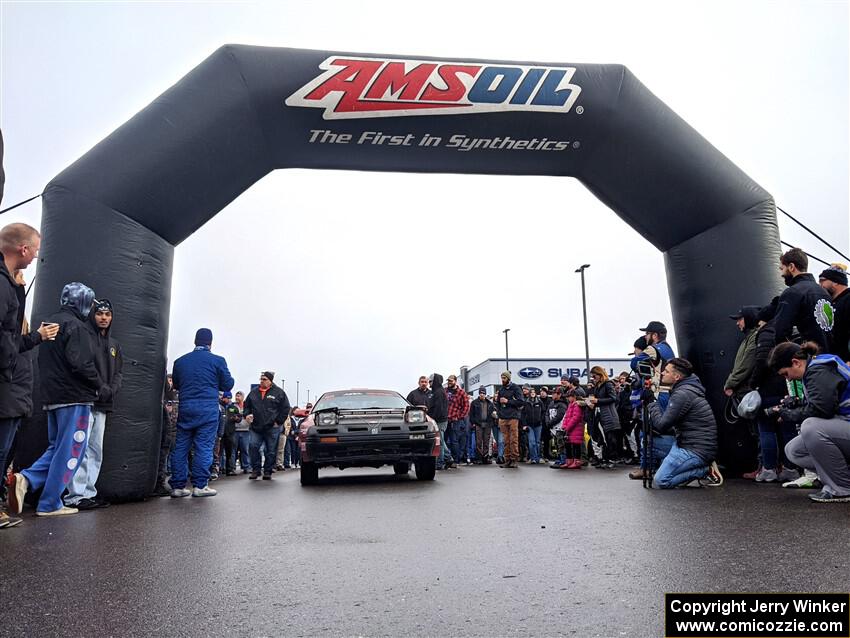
313,390,408,411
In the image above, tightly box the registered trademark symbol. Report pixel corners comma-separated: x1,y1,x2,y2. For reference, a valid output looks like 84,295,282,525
576,106,584,115
572,141,581,149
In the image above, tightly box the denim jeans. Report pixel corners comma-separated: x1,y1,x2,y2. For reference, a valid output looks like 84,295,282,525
236,431,252,471
436,421,454,467
66,410,107,504
757,411,798,470
527,425,542,462
0,417,21,482
654,442,710,488
285,436,300,467
491,423,504,459
467,428,477,460
448,419,468,463
639,432,675,470
250,427,281,475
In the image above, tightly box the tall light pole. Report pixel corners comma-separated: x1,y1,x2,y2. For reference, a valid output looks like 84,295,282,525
575,264,591,381
502,328,511,373
296,380,300,406
307,389,310,404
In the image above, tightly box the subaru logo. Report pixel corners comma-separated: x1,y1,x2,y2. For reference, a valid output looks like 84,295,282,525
518,367,543,379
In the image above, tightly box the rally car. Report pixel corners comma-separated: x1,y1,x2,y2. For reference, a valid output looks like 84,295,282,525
297,388,440,485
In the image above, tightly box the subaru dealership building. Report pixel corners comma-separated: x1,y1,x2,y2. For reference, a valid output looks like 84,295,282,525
460,357,633,395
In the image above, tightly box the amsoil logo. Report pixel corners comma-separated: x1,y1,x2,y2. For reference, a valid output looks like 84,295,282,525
285,56,582,120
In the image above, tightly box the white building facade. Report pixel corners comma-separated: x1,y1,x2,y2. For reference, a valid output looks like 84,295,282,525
461,357,633,395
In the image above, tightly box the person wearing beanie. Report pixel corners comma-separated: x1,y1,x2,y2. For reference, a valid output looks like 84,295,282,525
496,371,524,468
819,264,849,362
64,298,124,510
9,282,106,518
469,387,497,464
723,306,760,401
243,371,290,480
168,328,234,497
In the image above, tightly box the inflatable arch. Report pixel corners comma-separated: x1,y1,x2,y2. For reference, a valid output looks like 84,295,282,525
27,46,781,499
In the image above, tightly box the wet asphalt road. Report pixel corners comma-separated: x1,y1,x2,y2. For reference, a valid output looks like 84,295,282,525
0,462,847,638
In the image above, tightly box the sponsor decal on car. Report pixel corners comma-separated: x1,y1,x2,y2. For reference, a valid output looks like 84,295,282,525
286,57,582,119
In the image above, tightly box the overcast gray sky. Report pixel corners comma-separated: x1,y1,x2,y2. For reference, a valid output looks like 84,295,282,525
2,0,848,401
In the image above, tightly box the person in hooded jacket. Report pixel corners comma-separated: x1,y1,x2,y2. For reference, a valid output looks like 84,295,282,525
428,373,454,470
521,387,546,463
646,358,722,488
169,328,234,497
9,282,107,517
546,387,569,467
769,341,850,503
64,299,123,510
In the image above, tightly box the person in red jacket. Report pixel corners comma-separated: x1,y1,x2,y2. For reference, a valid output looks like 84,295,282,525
446,374,470,465
557,390,585,469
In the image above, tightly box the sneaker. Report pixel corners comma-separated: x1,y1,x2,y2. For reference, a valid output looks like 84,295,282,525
36,506,78,517
628,468,648,480
192,486,217,497
151,485,172,498
742,467,761,480
209,472,219,481
705,461,724,486
0,512,22,528
782,474,818,489
262,474,272,480
74,498,99,511
808,490,850,503
755,468,778,483
170,488,191,498
8,473,28,515
777,467,799,482
249,472,260,480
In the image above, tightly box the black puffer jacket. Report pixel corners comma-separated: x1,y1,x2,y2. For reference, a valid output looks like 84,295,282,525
427,374,447,422
648,375,717,462
406,387,431,408
546,398,568,429
591,380,621,433
773,273,834,351
521,397,546,427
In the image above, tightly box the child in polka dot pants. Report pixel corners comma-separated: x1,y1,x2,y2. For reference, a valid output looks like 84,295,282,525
18,405,92,514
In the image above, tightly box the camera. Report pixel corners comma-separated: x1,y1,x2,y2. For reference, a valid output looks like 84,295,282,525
763,396,801,417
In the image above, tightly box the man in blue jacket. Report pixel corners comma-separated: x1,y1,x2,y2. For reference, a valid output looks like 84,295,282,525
170,328,234,498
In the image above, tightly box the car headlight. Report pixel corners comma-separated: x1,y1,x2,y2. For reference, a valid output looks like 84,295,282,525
316,411,338,426
405,408,426,424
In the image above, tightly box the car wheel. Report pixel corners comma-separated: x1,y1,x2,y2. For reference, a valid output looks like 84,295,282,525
300,462,319,486
414,458,436,481
393,462,410,475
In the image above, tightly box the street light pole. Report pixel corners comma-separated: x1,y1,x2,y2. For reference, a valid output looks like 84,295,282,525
502,328,511,373
297,380,300,406
307,389,310,404
575,264,591,381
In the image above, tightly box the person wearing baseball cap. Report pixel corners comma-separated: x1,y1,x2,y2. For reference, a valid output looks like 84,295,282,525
632,320,676,410
723,306,759,401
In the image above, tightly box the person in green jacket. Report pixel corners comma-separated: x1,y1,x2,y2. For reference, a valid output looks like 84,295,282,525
724,306,760,400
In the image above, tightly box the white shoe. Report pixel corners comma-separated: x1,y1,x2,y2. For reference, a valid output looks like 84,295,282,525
8,472,28,515
36,506,78,517
782,474,819,489
192,486,217,497
170,488,191,498
755,468,778,483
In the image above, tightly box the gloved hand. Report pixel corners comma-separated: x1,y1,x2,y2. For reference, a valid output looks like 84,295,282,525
640,388,656,404
98,385,113,403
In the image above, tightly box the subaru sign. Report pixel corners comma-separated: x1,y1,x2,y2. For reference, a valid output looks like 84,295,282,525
518,367,544,379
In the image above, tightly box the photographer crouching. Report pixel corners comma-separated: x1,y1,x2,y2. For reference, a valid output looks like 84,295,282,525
768,342,850,503
644,358,723,488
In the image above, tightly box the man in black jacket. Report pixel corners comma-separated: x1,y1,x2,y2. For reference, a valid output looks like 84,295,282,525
647,358,722,488
773,247,835,351
469,387,497,464
406,376,431,409
819,265,849,362
9,282,108,517
496,371,524,469
0,224,58,527
243,371,290,479
64,299,123,510
427,373,454,470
